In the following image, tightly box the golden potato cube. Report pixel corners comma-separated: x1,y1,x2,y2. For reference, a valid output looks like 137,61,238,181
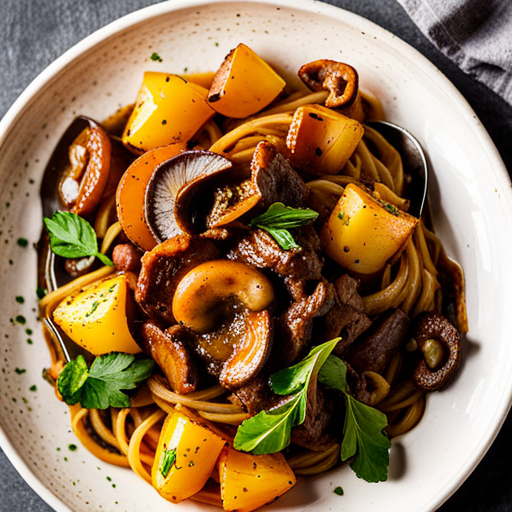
152,411,226,504
321,183,418,274
207,43,286,118
286,104,364,174
123,72,215,154
53,274,141,355
219,447,296,512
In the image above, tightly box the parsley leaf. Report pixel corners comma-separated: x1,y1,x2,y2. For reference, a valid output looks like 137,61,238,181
319,355,391,483
233,338,339,454
249,203,318,251
57,352,155,409
150,52,163,62
44,211,113,266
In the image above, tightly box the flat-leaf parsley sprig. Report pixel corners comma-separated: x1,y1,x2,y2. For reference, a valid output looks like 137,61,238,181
44,211,113,266
319,355,391,482
57,352,155,409
249,202,319,251
233,338,339,454
233,341,391,483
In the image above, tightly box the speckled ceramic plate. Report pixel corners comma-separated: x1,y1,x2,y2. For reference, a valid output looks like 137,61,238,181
1,1,511,511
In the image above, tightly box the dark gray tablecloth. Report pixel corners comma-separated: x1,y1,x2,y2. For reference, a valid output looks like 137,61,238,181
1,1,511,511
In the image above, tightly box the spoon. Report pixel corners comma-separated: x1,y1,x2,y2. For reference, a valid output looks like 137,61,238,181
366,120,428,218
38,117,99,364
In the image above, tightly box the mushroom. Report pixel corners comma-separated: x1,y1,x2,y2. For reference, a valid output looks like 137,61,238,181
298,60,364,120
135,235,221,325
145,150,233,243
413,312,462,391
172,260,275,389
172,260,275,333
298,59,359,109
140,321,199,394
59,117,131,217
174,141,309,236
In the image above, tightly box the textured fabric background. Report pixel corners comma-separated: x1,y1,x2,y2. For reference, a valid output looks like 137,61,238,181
0,1,511,511
397,0,512,104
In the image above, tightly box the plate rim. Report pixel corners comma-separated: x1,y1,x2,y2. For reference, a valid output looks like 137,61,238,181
1,1,511,511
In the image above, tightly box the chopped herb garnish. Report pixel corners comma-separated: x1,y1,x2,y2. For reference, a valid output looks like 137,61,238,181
333,486,344,496
15,315,26,325
68,444,78,451
25,328,33,335
44,211,113,267
36,287,47,300
85,301,100,318
249,202,319,251
57,352,155,409
17,238,28,247
29,385,37,392
233,338,339,454
27,339,33,345
383,203,400,216
150,52,163,62
15,368,26,374
319,356,390,482
160,448,177,478
15,296,24,304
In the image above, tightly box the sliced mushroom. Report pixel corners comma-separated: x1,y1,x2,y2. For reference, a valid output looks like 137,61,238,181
174,142,310,236
140,321,199,394
145,150,233,243
59,119,112,216
135,235,221,325
58,116,132,218
172,260,275,334
219,310,272,389
298,59,359,110
172,260,275,389
413,312,461,391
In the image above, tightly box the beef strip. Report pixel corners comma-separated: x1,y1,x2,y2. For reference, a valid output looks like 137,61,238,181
227,226,323,301
344,362,373,405
323,274,372,355
274,280,336,366
345,308,411,374
251,141,310,209
228,374,281,415
140,321,200,395
291,379,340,452
135,235,220,325
207,142,310,228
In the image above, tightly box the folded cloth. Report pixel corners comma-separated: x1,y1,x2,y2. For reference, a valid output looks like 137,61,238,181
397,0,512,105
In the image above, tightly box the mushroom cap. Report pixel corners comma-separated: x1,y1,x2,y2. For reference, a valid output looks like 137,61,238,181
298,59,359,110
145,150,232,243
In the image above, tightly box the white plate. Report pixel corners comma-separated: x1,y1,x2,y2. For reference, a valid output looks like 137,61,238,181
1,1,511,511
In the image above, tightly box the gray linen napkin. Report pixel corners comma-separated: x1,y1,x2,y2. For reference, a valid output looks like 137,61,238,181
397,0,512,105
